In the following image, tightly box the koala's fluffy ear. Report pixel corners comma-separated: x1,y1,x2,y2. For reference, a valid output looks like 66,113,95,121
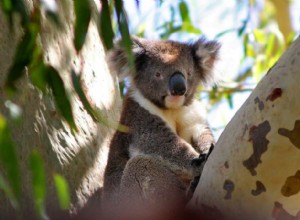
192,38,221,83
106,37,145,81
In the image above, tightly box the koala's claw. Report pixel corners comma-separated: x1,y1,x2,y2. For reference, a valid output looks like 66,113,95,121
206,143,214,160
191,143,214,167
191,154,206,167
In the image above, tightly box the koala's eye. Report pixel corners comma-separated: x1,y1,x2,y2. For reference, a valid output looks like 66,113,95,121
155,72,162,78
187,71,192,77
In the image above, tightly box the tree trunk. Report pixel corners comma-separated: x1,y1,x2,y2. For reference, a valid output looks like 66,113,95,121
0,0,120,218
189,36,300,219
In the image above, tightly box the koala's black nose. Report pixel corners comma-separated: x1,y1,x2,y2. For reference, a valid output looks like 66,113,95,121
169,71,187,96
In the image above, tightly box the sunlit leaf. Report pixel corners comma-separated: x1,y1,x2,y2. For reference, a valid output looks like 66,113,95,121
246,43,255,58
53,174,70,210
0,114,21,210
46,66,77,131
99,0,114,50
71,70,128,132
253,58,264,82
253,29,266,44
29,150,47,219
266,33,275,58
74,0,91,51
5,24,39,92
179,1,191,23
181,22,201,34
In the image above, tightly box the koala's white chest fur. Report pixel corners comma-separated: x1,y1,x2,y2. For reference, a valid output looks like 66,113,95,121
131,90,208,147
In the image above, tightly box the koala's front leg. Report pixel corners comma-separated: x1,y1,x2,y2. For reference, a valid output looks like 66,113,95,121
192,125,215,154
177,99,214,154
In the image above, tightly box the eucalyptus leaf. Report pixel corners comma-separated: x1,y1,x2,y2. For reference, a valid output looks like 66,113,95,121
0,172,19,210
46,66,77,131
115,0,134,71
0,114,21,210
74,0,91,51
71,70,128,132
30,61,48,93
179,1,191,23
29,150,47,219
6,24,39,92
53,174,70,210
99,0,114,50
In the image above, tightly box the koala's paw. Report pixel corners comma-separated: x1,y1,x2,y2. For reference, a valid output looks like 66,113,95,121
191,143,214,169
192,135,214,153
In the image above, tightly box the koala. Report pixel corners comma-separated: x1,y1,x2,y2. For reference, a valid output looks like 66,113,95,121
102,37,220,211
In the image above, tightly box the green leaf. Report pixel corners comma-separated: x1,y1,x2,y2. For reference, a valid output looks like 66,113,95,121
29,46,48,92
99,0,115,50
181,22,201,34
53,174,70,210
225,94,233,109
74,0,91,51
160,25,181,39
30,61,48,93
1,0,12,12
253,29,267,44
46,66,77,131
5,24,39,92
115,0,134,72
179,1,191,23
266,33,275,59
71,70,128,132
0,172,19,210
0,114,21,209
29,150,47,219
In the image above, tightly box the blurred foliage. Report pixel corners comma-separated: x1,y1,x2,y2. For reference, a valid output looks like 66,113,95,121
0,114,21,210
29,150,47,219
0,0,297,218
53,174,70,210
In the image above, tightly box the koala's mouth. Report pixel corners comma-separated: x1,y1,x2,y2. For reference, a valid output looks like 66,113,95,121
164,95,185,109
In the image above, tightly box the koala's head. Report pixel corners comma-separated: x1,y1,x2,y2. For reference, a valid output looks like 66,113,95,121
108,37,220,109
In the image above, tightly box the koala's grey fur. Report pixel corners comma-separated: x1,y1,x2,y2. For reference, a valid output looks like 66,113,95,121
102,37,220,210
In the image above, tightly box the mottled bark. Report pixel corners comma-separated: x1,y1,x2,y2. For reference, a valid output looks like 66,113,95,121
0,0,120,218
189,36,300,219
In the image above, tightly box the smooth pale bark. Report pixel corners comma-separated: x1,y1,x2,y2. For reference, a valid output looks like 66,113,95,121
189,36,300,219
0,0,120,218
